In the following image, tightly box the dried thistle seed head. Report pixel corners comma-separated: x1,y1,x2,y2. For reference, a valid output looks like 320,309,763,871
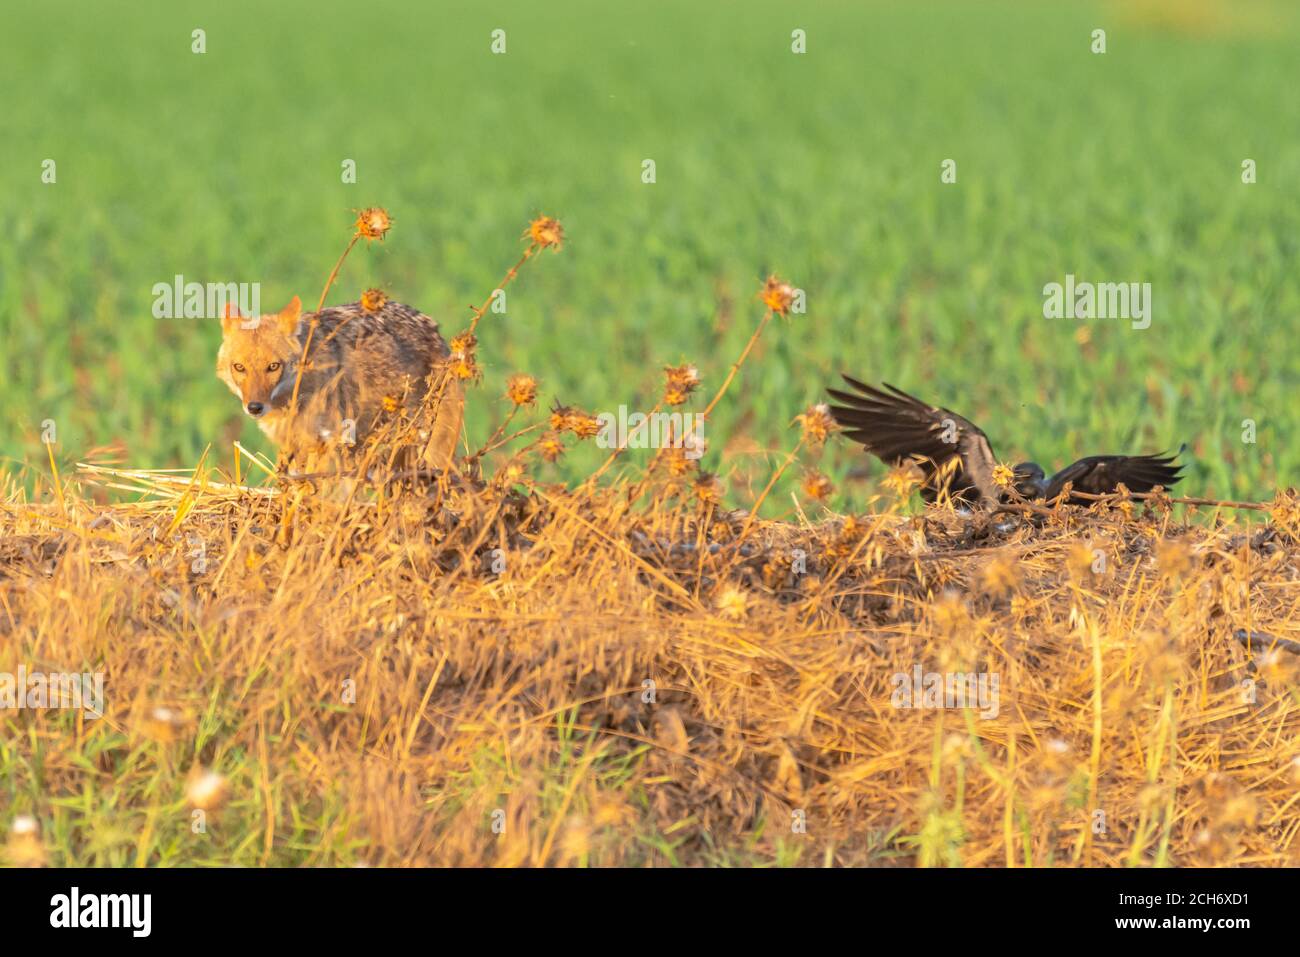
448,332,480,382
526,215,564,250
500,461,528,485
929,591,971,643
567,411,600,440
992,463,1016,490
185,768,229,811
694,471,722,505
354,206,393,241
505,373,539,407
663,364,701,406
537,432,565,463
1270,489,1300,536
825,514,868,559
760,274,796,316
591,795,635,828
558,816,592,864
801,469,833,502
663,446,695,476
796,404,836,446
760,557,787,588
664,364,700,389
549,402,574,431
1194,773,1258,829
1146,486,1173,514
1157,539,1194,579
1066,543,1101,582
397,499,429,525
549,402,598,438
881,464,922,500
981,552,1022,596
360,287,388,312
5,815,44,867
709,520,736,542
449,353,480,382
141,705,184,743
1139,630,1185,684
715,585,748,620
1114,483,1135,520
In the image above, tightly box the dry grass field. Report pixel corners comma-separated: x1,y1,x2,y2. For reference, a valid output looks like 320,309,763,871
3,215,1300,868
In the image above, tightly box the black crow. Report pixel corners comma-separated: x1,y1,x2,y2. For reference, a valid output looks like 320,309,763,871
826,375,1183,506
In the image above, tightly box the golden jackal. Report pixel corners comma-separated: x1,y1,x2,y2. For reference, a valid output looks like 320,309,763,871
216,295,462,472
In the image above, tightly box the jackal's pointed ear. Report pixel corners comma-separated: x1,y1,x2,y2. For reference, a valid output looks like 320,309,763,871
221,302,244,335
276,296,302,336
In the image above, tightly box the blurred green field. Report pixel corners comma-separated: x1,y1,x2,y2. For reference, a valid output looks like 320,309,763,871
3,0,1298,510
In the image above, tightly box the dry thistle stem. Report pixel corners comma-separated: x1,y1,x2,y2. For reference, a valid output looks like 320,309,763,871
289,206,398,414
465,215,564,337
701,275,795,419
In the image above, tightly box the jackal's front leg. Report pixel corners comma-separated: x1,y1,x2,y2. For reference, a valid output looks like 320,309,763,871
420,375,464,475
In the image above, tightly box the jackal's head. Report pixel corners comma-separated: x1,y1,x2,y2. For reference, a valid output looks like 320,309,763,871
216,296,303,419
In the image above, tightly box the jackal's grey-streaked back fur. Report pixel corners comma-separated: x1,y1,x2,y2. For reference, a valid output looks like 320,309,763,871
218,299,451,466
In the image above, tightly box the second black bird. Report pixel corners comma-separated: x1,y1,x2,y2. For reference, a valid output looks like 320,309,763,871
826,375,1183,506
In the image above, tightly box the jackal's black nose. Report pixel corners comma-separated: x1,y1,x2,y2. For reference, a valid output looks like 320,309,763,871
246,401,265,417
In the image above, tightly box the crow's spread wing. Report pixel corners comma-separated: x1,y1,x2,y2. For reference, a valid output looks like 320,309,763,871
826,375,1001,504
1043,452,1183,502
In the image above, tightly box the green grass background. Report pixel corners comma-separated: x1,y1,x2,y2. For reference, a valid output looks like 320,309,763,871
3,0,1298,508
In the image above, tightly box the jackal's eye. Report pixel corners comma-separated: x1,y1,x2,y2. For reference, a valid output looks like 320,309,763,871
267,361,281,373
232,363,246,373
